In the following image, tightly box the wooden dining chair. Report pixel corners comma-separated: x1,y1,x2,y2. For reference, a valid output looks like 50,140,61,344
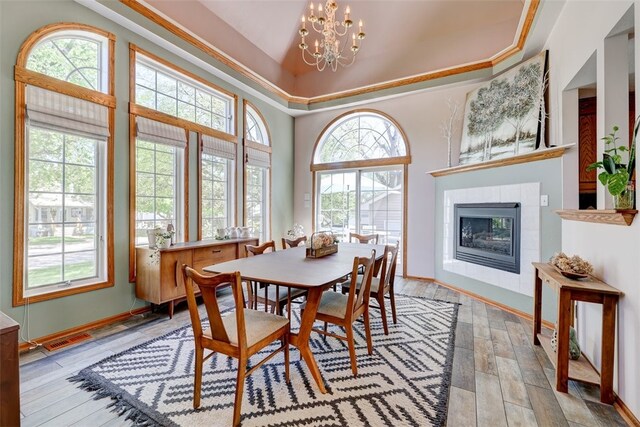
281,235,307,250
342,242,399,335
181,266,290,426
301,250,376,377
349,232,379,244
245,241,306,314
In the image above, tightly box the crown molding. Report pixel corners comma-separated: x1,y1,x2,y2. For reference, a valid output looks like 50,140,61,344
115,0,539,108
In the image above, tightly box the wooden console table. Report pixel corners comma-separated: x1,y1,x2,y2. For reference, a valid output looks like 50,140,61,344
0,312,20,426
136,238,258,318
532,262,621,404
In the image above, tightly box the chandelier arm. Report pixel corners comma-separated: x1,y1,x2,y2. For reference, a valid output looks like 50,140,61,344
334,25,348,37
301,48,320,66
311,20,324,34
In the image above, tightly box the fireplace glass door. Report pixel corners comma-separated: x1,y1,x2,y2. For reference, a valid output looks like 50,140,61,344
454,203,520,273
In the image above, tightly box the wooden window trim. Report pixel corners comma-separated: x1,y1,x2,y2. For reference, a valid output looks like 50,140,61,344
310,109,411,277
13,23,116,306
242,100,272,241
130,44,237,138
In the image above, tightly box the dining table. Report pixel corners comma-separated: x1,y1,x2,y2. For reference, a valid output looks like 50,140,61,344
204,242,386,394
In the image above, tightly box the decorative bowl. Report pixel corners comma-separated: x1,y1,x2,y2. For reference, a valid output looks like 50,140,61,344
560,270,588,280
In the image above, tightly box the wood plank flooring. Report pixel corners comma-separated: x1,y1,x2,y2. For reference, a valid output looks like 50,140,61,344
18,278,629,426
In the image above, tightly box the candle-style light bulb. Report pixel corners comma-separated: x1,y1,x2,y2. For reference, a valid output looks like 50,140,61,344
310,2,314,11
318,3,323,13
352,33,356,46
359,19,363,31
302,15,306,28
315,39,319,53
345,5,350,19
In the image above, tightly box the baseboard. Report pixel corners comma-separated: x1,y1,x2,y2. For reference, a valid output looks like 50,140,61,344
615,396,640,426
406,275,555,330
19,306,151,353
407,275,640,424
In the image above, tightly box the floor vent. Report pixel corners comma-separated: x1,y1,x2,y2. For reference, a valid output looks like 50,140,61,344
43,332,92,351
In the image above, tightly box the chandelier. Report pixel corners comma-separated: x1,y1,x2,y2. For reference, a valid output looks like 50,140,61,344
298,1,365,72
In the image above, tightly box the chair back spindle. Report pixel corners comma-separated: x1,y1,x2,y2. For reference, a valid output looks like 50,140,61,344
182,266,247,346
245,241,276,257
282,236,307,250
346,250,376,316
349,232,379,245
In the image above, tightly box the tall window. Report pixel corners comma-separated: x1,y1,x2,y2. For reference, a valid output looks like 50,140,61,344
200,135,236,239
129,45,237,279
313,111,410,274
243,102,271,242
14,24,115,305
134,117,187,246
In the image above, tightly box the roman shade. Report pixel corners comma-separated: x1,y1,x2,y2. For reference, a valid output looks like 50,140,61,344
246,147,270,168
26,85,110,138
202,134,236,160
136,116,187,148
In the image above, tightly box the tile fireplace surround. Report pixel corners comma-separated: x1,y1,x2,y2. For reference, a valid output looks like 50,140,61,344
443,183,541,296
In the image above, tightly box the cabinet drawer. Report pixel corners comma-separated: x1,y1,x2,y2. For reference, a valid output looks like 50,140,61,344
193,244,236,264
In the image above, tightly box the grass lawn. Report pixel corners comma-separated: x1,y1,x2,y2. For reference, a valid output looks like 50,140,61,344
29,236,92,245
28,261,95,287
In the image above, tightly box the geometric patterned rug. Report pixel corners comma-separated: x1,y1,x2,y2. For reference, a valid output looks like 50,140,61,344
69,295,458,426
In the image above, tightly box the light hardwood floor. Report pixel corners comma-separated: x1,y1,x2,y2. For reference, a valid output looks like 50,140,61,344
18,278,629,426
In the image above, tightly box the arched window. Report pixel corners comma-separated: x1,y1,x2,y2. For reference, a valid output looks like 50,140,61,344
14,24,116,305
312,110,410,275
245,104,269,146
26,31,108,92
314,112,407,164
243,101,271,242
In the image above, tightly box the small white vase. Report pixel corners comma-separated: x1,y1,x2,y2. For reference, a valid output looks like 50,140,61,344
147,230,157,249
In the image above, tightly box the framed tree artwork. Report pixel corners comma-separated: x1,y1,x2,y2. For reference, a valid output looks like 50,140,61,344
459,51,548,165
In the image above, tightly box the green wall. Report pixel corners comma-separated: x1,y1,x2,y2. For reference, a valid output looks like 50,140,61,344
434,158,562,322
0,1,294,340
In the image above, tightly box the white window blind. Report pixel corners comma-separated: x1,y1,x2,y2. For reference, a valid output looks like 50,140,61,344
202,135,236,160
136,116,187,148
246,146,270,168
26,85,109,138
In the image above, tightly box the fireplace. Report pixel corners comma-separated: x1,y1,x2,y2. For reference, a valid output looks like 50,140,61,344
454,203,521,274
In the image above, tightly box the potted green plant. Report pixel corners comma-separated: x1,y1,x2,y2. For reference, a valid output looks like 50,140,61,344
586,121,636,209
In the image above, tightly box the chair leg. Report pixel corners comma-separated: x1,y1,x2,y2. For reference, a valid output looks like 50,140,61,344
345,325,358,377
323,321,328,332
284,334,290,383
193,345,204,409
233,358,247,427
378,293,389,335
363,309,374,355
389,288,397,324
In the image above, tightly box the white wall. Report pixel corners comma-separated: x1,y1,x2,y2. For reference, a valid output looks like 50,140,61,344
293,82,479,278
546,0,640,418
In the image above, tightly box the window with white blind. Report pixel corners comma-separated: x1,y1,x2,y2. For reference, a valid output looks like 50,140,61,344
14,26,115,303
135,53,234,134
200,135,235,239
25,87,109,295
134,117,186,246
243,101,271,242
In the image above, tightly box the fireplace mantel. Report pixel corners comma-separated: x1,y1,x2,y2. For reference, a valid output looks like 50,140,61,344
428,145,574,177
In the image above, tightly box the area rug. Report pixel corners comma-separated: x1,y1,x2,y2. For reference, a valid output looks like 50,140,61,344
69,295,458,426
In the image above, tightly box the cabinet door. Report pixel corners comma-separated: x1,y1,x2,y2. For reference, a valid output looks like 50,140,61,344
160,250,193,302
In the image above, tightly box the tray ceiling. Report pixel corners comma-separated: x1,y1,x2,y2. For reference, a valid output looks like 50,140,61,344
139,0,530,100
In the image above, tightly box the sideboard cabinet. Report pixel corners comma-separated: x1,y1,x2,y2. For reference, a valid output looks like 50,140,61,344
136,238,258,317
